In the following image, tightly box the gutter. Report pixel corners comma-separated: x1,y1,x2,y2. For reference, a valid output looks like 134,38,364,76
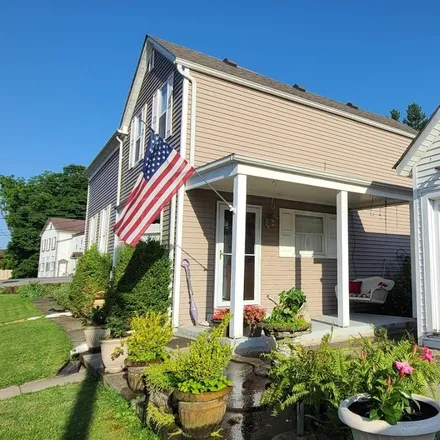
171,64,195,328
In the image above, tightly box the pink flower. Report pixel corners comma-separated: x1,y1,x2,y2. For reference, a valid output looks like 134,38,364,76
421,347,433,364
394,360,414,376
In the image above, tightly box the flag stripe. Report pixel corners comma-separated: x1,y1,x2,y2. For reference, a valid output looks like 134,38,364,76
115,153,182,234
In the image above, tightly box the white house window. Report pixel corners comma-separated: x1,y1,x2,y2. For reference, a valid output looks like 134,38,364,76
152,73,173,139
45,261,50,272
279,209,336,258
148,50,155,72
129,106,147,168
42,240,46,252
51,237,56,250
88,214,98,246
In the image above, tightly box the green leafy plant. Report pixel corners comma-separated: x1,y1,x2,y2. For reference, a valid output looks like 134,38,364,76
68,244,112,316
265,288,306,325
126,313,173,362
351,330,440,424
50,283,72,310
143,360,175,393
146,402,176,431
17,282,46,299
81,307,106,327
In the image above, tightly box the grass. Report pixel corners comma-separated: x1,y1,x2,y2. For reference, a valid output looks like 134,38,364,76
0,378,158,440
0,318,72,388
0,294,41,324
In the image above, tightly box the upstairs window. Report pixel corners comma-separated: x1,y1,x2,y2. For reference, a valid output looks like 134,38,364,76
129,105,147,168
148,50,155,72
42,239,46,252
88,214,98,246
152,73,174,139
51,237,56,250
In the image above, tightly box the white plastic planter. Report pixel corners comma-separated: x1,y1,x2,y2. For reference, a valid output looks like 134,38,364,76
100,338,127,373
339,394,440,440
84,327,110,350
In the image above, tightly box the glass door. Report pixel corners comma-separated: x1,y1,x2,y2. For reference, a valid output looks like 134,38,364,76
215,203,261,306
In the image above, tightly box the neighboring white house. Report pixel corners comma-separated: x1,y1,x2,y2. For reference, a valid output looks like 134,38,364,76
38,217,85,278
395,105,440,348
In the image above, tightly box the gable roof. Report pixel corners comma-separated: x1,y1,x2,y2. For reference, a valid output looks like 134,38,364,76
394,105,440,177
45,217,85,234
144,36,416,136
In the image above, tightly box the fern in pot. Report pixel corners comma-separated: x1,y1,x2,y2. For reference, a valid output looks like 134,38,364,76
339,332,440,439
125,313,173,393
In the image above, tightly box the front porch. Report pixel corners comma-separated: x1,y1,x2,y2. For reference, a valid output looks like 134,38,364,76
181,154,414,338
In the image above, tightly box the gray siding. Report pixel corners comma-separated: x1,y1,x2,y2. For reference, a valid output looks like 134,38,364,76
120,50,183,248
86,148,119,255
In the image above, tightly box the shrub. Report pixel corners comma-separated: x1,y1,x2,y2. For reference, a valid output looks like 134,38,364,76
17,282,46,299
68,244,112,316
82,307,106,327
50,284,71,310
105,240,171,335
126,313,173,362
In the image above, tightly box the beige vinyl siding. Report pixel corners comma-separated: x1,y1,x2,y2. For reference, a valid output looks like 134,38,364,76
178,190,411,326
191,72,412,188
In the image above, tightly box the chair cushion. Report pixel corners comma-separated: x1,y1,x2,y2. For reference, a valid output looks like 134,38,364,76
349,281,362,294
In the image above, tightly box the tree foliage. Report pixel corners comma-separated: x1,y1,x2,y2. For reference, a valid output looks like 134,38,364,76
0,165,87,278
390,103,428,131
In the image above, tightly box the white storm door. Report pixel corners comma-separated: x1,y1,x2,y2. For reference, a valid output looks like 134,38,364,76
215,202,261,307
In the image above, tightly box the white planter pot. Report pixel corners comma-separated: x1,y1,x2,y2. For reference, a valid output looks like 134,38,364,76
339,394,440,440
84,327,110,350
100,338,127,373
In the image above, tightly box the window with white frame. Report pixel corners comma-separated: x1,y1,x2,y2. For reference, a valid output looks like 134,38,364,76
148,50,155,72
279,209,337,258
88,214,98,247
51,237,56,250
129,106,147,168
152,73,173,139
40,260,44,272
98,205,111,253
42,239,46,252
45,261,50,272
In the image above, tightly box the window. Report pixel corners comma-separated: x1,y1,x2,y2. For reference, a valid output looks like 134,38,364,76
39,261,44,272
129,106,147,168
88,214,98,246
279,209,337,258
98,205,111,253
152,73,173,139
51,237,56,250
148,50,155,71
45,261,50,272
42,239,46,252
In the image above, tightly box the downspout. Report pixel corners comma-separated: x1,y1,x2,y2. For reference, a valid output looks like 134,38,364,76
172,64,196,328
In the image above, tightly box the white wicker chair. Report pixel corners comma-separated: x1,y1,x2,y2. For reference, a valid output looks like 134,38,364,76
334,276,395,304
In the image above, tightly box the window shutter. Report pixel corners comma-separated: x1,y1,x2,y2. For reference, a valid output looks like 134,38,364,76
165,73,174,138
129,118,135,168
279,209,295,257
327,215,337,258
151,91,158,132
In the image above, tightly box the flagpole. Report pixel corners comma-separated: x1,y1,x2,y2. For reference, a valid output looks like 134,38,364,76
141,121,235,213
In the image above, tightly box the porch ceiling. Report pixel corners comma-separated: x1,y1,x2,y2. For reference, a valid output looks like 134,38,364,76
187,154,413,210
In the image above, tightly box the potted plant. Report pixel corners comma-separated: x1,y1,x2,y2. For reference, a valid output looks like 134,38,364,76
211,308,230,336
82,306,109,350
262,288,311,339
100,314,128,374
243,305,266,337
338,332,440,439
125,312,173,393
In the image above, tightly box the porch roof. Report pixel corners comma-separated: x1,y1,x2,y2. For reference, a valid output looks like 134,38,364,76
187,154,412,209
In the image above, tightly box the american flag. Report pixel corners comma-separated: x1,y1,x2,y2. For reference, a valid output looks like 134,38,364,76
114,128,194,246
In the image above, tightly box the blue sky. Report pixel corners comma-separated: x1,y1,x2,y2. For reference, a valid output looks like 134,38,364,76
0,0,439,248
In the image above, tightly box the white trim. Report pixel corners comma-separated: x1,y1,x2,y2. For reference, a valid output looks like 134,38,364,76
214,201,262,308
336,190,350,328
129,106,147,168
175,57,416,140
396,106,440,177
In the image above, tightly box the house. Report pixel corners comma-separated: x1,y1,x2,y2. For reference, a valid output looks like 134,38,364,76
395,106,440,347
38,217,85,278
85,35,417,338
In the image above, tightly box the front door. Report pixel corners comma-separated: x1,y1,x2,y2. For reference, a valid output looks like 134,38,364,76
215,203,261,307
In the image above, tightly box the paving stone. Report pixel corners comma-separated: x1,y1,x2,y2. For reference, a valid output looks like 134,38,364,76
81,353,104,377
0,386,20,400
19,370,86,394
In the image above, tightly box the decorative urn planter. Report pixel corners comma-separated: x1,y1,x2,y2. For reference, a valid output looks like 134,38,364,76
84,327,110,350
125,359,161,394
338,393,440,440
174,386,232,439
100,338,128,373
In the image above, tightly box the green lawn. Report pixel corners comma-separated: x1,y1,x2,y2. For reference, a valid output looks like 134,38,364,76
0,294,41,324
0,318,72,388
0,378,158,440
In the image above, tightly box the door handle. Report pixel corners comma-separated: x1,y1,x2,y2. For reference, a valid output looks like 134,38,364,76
219,249,223,259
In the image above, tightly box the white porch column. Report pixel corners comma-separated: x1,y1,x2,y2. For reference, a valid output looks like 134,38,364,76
337,190,350,327
230,174,247,338
409,201,417,319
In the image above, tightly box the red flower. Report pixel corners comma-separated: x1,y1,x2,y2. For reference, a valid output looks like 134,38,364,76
421,347,433,364
243,305,266,324
394,360,414,376
212,308,230,321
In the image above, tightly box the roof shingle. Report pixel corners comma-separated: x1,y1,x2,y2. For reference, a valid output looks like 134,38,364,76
49,217,85,234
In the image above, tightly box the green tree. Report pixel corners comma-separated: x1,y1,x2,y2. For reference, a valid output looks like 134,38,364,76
0,165,87,278
389,103,428,131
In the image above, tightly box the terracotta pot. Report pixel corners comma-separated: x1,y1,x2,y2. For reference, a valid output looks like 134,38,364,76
100,338,127,373
339,393,440,440
84,327,110,350
174,386,232,438
125,359,161,394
